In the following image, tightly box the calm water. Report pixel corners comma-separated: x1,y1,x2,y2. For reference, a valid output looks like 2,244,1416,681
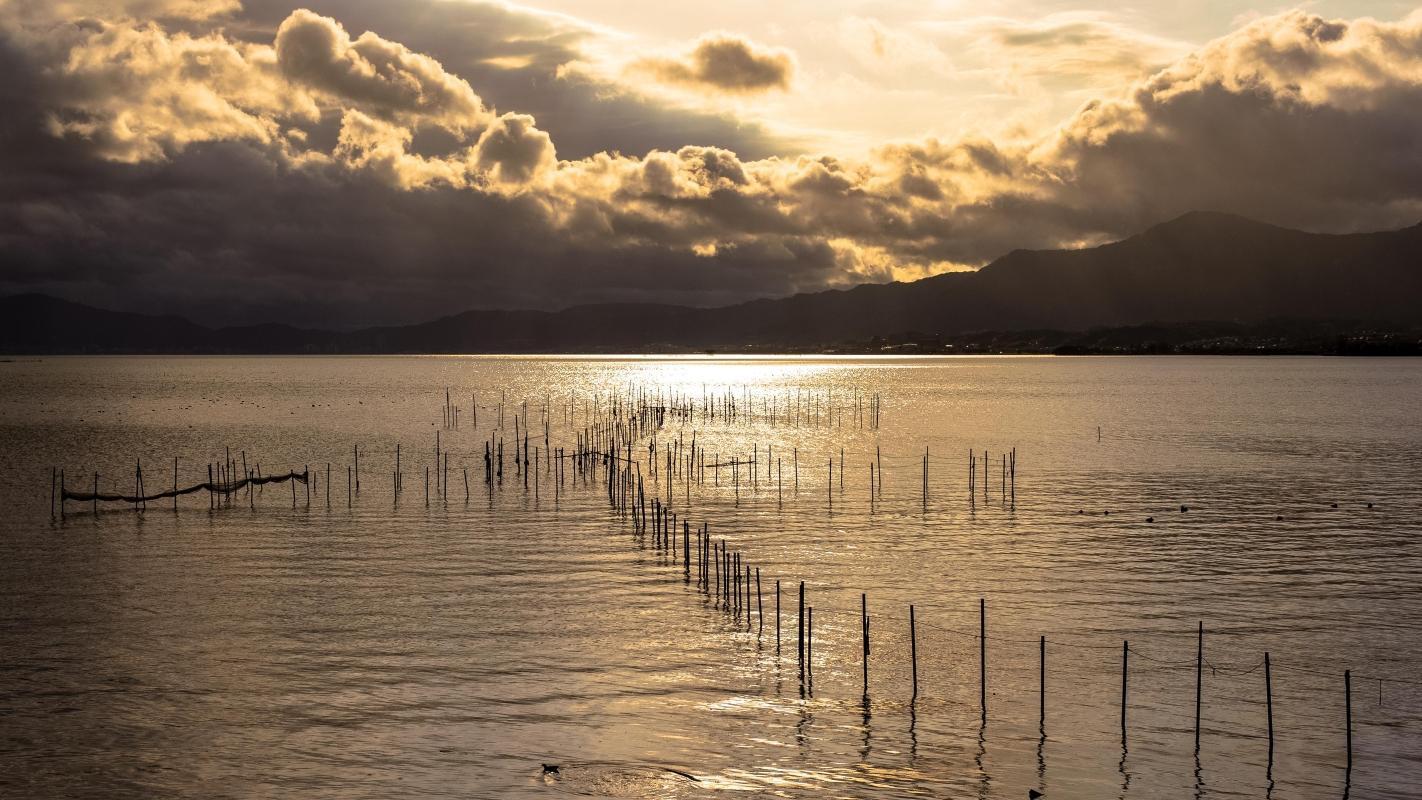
2,356,1420,799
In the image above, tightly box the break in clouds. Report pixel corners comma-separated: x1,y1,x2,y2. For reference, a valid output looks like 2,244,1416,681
3,0,1422,326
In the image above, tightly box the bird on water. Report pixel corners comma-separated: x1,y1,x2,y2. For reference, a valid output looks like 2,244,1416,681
541,764,560,776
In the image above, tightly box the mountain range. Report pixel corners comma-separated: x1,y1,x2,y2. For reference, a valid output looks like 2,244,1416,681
4,211,1421,354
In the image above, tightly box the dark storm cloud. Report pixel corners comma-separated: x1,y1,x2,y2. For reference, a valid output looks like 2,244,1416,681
3,6,1422,326
0,139,844,327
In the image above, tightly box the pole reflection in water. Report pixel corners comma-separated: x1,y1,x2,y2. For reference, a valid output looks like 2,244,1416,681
860,696,872,762
977,721,991,800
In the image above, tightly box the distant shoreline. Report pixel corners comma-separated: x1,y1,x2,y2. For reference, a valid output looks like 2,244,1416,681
5,292,1420,357
8,353,1382,358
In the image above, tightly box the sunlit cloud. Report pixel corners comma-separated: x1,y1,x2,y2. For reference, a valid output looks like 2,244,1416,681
629,33,795,94
274,9,495,134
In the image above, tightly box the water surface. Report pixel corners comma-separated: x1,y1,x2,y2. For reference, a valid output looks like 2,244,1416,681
1,356,1420,799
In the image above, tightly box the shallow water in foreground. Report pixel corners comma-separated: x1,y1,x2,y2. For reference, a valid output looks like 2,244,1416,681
1,355,1421,799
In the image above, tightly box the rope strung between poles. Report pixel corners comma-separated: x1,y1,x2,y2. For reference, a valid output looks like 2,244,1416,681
61,470,308,504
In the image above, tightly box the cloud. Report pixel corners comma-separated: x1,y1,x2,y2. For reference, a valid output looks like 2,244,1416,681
1041,10,1422,232
632,33,794,94
5,5,1422,327
1133,10,1422,110
274,9,493,133
333,109,468,189
7,5,506,164
475,113,555,184
235,0,796,160
327,109,556,190
35,18,314,162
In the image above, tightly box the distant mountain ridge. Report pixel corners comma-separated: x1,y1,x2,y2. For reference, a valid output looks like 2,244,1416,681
4,212,1421,354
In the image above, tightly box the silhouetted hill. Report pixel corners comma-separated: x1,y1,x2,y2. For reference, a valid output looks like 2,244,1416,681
0,293,209,353
4,212,1421,353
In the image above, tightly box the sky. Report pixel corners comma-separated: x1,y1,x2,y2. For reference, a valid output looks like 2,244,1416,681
1,0,1421,326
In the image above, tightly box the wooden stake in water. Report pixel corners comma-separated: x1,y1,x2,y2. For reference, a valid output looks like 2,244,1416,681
980,597,987,722
1345,669,1353,775
910,605,918,701
1195,621,1204,752
861,593,870,698
1264,651,1273,773
1040,636,1052,727
1121,640,1129,747
714,540,721,602
923,447,929,506
798,581,806,685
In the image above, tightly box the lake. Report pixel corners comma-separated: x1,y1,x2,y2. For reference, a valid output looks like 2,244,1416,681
1,355,1420,799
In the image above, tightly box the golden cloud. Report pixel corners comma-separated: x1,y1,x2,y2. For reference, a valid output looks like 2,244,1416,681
630,33,795,94
275,9,493,133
